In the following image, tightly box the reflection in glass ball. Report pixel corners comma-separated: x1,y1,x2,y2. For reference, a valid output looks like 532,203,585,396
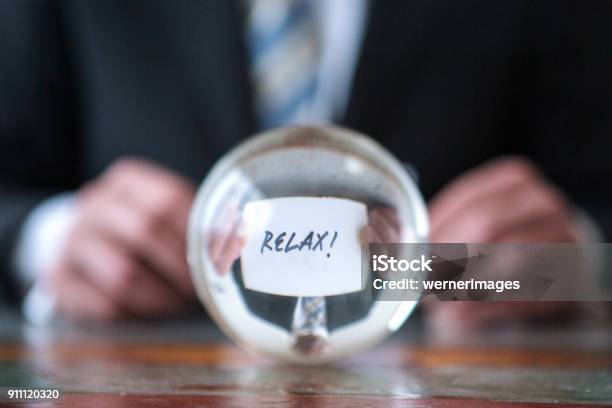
188,126,428,363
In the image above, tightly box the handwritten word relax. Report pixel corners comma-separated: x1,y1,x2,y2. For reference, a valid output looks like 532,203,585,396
260,230,338,256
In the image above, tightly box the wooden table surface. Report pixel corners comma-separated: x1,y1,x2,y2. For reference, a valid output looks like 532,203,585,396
0,311,610,407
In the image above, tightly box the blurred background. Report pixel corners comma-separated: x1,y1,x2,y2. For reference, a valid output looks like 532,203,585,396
0,0,611,332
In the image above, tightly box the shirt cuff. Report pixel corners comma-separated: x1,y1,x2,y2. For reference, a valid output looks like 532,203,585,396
13,193,76,323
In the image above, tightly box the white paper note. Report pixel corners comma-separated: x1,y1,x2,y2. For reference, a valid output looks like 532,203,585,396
240,197,367,297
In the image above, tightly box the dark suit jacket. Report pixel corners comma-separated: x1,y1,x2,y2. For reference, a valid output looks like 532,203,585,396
1,0,612,302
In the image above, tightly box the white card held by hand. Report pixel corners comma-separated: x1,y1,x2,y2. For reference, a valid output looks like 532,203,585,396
240,197,367,297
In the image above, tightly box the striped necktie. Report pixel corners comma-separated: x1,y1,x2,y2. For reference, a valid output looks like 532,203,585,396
246,0,321,129
292,296,329,355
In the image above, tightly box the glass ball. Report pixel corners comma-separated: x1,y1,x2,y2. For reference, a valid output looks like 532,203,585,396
188,126,428,363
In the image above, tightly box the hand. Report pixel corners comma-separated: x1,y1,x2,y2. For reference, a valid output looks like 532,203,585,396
360,207,402,244
424,157,582,334
208,204,247,276
429,156,578,244
48,159,197,322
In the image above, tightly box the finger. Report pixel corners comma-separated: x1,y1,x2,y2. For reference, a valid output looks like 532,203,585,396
208,232,224,265
104,158,196,236
81,196,195,298
208,232,243,275
217,235,248,275
380,207,401,233
431,183,569,243
370,209,399,243
429,157,544,234
52,261,124,322
209,205,243,262
496,214,578,243
359,225,374,244
360,225,385,244
208,205,246,274
67,232,192,317
102,163,194,277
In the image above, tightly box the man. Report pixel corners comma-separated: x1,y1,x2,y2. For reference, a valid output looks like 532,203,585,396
1,0,611,327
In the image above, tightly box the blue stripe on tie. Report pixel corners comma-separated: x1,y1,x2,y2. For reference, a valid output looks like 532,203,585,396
249,0,309,59
260,74,318,128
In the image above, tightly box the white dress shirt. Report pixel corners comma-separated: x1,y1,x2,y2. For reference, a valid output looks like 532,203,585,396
14,0,369,323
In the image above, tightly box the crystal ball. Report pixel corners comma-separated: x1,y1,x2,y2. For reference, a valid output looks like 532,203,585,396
188,126,428,363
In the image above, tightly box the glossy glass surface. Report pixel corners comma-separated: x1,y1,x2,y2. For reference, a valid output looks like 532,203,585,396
188,126,428,363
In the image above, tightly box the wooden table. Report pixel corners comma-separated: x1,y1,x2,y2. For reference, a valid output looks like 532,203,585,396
0,311,610,407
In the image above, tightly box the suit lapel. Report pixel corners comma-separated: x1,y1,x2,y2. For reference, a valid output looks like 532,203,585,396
164,0,415,152
161,0,256,157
